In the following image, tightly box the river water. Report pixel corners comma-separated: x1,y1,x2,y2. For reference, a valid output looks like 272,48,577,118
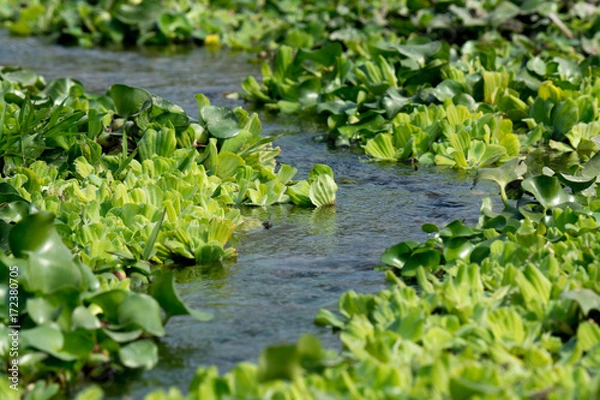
0,32,495,398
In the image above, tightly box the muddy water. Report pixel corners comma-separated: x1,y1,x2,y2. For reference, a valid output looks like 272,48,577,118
0,33,496,397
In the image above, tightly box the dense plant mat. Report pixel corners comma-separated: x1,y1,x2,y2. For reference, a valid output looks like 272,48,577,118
241,6,600,168
1,1,600,399
0,66,337,395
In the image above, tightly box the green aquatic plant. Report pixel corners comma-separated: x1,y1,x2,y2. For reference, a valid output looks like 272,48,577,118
0,208,210,387
0,66,338,393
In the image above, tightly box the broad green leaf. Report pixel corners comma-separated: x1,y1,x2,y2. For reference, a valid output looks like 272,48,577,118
71,306,101,330
296,43,343,67
200,106,240,139
74,385,104,400
108,84,152,118
380,241,420,269
9,212,83,294
119,340,158,370
149,272,212,322
21,325,76,361
521,176,574,209
555,173,596,193
561,289,600,316
118,293,165,336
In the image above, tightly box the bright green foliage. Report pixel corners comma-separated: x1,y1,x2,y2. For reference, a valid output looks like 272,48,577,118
0,210,208,387
0,66,336,392
134,149,600,400
3,0,600,398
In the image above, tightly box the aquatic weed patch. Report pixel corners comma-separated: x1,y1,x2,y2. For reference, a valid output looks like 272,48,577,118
1,0,600,398
0,66,337,394
140,156,600,400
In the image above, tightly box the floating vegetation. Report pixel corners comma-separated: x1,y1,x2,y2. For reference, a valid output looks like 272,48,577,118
0,0,599,398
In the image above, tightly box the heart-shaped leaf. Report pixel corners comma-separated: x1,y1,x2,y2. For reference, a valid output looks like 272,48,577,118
200,106,240,139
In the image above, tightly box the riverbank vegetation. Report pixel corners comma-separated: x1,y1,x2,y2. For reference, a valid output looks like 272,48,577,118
1,0,599,398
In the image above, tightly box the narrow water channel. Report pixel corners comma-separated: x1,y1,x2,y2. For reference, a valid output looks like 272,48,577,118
0,33,496,398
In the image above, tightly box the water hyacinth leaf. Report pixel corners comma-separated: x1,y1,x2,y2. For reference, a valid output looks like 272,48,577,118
117,293,165,336
0,200,33,223
219,130,253,154
88,290,130,324
26,298,60,325
380,241,420,269
555,173,596,193
71,306,101,330
149,271,212,322
296,43,343,66
561,289,600,316
386,41,441,64
527,57,547,76
102,328,143,343
108,84,152,118
200,106,240,139
21,325,77,361
309,174,337,207
24,382,60,400
474,158,526,203
119,340,159,370
74,385,103,400
522,175,574,209
582,152,600,178
433,80,465,102
422,223,439,233
157,12,193,40
402,249,441,276
298,78,321,106
0,182,28,204
381,88,411,119
9,212,83,294
443,237,475,262
61,330,95,359
43,78,84,103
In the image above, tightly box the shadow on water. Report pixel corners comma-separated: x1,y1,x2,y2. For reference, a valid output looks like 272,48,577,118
1,32,498,397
